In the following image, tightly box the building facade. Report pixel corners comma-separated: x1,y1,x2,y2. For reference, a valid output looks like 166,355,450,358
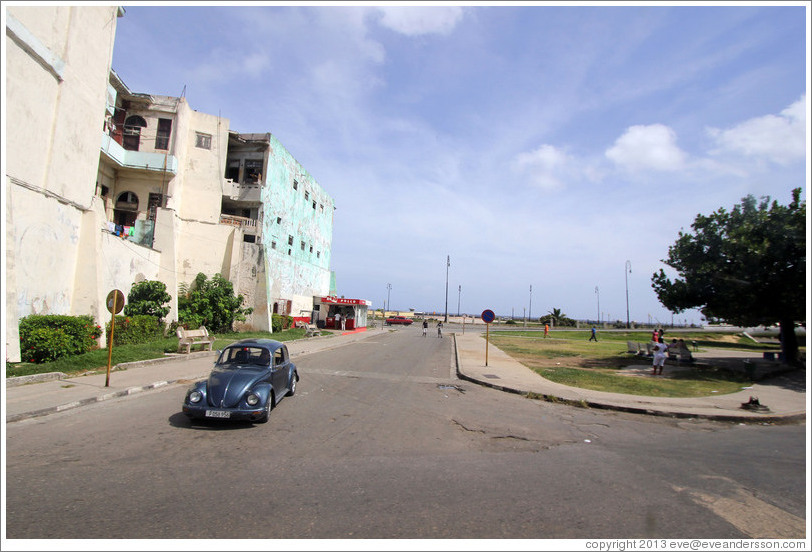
4,6,334,361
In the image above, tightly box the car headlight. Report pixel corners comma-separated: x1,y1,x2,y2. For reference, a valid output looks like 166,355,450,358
189,390,203,403
246,393,260,406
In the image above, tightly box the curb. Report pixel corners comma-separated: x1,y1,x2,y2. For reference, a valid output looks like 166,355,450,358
451,334,806,425
5,380,178,423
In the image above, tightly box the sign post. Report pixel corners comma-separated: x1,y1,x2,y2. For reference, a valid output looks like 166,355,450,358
481,309,495,367
105,289,125,387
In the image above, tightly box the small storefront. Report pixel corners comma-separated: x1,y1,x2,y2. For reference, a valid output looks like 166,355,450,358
313,296,371,331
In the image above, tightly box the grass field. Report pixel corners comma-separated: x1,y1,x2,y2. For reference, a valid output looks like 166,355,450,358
5,328,316,379
488,329,788,398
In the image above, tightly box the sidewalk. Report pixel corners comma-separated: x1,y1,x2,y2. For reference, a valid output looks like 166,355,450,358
4,328,807,424
4,328,388,423
454,332,807,423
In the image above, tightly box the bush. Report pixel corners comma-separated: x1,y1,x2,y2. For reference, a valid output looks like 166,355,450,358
19,314,103,364
178,273,253,333
272,314,293,332
105,315,164,346
123,280,171,322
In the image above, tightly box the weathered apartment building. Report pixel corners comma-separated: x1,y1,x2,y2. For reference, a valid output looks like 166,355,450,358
4,5,334,362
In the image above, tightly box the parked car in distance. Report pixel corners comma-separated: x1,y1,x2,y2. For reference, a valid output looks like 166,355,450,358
182,338,298,424
385,316,413,326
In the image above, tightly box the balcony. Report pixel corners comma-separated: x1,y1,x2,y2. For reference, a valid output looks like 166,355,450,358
220,214,262,240
222,178,261,203
100,133,178,174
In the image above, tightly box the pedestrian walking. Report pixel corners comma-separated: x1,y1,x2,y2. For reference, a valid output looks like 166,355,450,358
437,321,443,338
589,326,598,342
544,324,549,338
422,319,428,337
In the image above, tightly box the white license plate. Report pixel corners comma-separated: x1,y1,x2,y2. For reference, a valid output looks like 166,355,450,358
205,410,231,419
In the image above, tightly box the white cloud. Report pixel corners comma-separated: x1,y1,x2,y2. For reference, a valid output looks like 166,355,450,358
605,124,687,172
512,144,573,190
706,95,807,165
374,6,464,36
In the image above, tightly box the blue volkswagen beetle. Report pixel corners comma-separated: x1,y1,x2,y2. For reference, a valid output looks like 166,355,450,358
182,338,298,423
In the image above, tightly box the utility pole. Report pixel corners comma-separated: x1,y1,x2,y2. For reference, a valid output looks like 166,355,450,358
444,255,450,323
595,286,600,324
386,283,392,314
529,285,532,322
457,285,461,317
625,260,632,329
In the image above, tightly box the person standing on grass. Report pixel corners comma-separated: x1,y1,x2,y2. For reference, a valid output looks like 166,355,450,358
589,326,598,341
422,319,428,337
651,338,668,375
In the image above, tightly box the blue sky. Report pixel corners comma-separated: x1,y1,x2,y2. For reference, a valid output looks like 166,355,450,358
111,2,808,326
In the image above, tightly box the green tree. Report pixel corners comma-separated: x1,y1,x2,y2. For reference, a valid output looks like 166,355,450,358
123,280,171,322
652,188,806,365
177,273,253,333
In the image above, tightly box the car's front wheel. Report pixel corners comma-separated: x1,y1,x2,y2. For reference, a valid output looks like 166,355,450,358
258,394,272,423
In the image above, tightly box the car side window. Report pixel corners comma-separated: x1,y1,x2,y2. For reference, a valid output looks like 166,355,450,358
274,349,284,366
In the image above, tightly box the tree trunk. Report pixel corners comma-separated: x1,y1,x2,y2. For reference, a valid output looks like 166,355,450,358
779,319,799,366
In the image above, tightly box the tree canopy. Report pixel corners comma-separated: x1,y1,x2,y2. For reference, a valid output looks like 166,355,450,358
651,188,805,363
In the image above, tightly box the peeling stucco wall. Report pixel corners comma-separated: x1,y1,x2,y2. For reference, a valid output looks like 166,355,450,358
261,135,334,320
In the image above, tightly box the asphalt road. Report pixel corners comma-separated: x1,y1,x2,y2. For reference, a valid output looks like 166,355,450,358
4,328,806,540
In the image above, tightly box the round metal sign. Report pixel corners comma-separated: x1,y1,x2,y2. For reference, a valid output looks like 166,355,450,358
106,289,125,314
481,309,495,324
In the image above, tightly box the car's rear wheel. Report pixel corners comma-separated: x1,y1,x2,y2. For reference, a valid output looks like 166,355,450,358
286,372,297,397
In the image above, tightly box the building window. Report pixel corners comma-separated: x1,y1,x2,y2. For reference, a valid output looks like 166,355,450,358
243,234,256,243
305,190,309,201
155,118,172,150
271,241,277,250
300,241,305,251
195,132,212,149
320,204,324,212
123,115,147,151
244,159,262,183
114,191,139,226
225,160,240,181
312,200,317,210
276,217,281,224
293,180,298,190
309,245,313,253
288,235,294,246
316,251,321,259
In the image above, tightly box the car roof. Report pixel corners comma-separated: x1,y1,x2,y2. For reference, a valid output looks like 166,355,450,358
225,338,285,350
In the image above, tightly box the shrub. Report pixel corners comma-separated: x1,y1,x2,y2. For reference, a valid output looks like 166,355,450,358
272,314,293,332
123,280,171,322
178,273,253,333
19,314,103,363
105,314,164,346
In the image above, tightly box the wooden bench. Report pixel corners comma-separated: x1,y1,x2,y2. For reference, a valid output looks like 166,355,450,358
177,326,215,354
295,321,321,337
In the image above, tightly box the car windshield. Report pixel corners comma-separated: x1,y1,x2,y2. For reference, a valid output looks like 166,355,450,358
218,346,272,367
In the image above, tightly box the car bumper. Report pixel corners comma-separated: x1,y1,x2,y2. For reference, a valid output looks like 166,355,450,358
183,404,267,422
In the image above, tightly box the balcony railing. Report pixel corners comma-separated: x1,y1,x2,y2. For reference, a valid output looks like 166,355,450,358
222,179,262,202
101,133,178,174
220,214,261,238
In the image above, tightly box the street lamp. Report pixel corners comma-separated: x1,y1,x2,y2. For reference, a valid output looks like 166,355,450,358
595,286,600,324
386,283,392,314
444,255,450,323
529,285,533,321
625,260,632,329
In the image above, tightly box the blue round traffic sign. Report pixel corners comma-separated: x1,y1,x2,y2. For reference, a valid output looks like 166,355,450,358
481,309,495,324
